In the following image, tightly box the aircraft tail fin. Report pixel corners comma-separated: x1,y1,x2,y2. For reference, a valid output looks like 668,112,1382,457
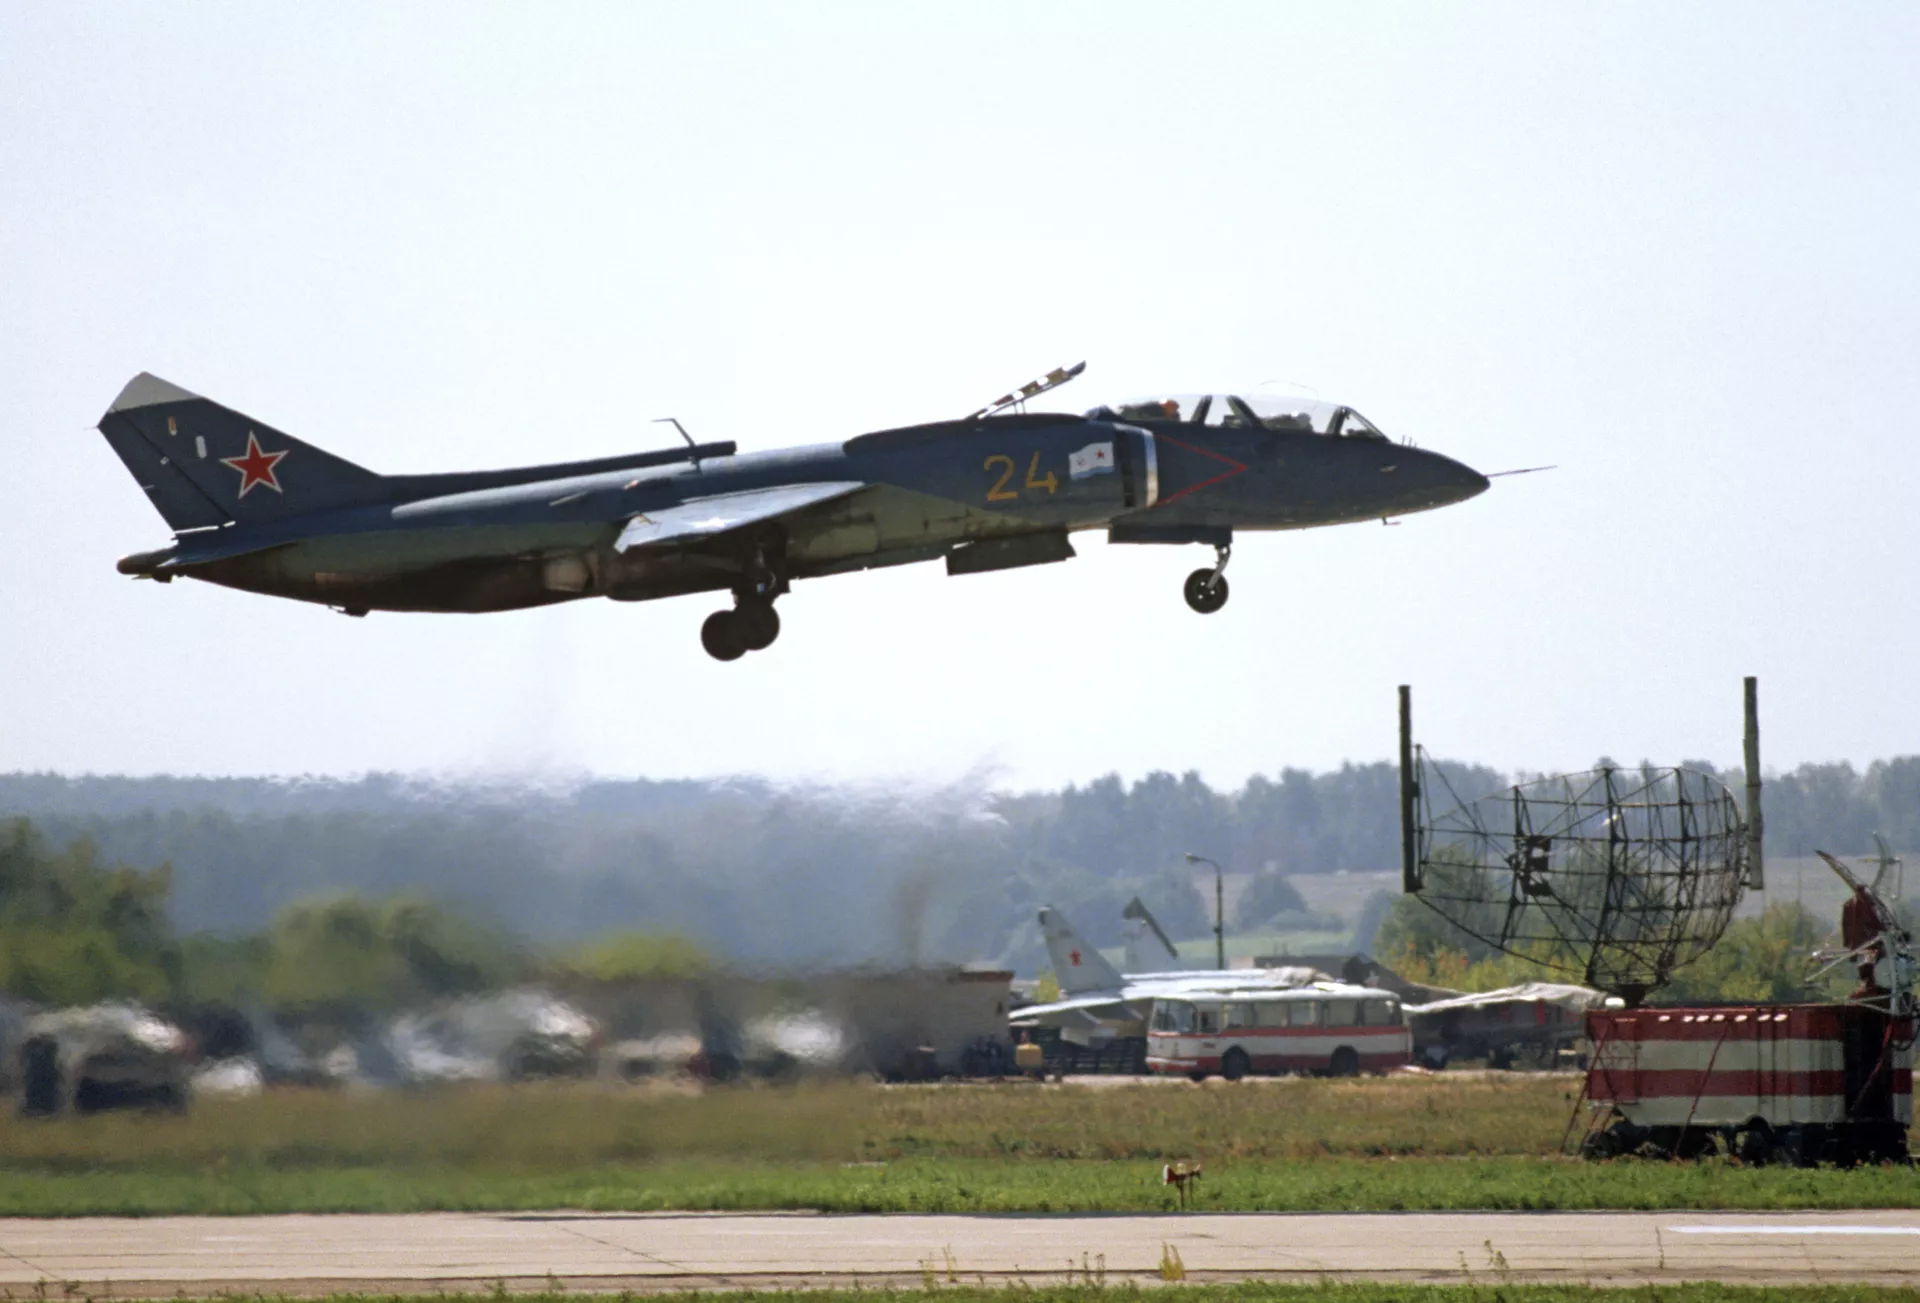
1038,906,1125,995
97,373,388,530
1121,896,1183,973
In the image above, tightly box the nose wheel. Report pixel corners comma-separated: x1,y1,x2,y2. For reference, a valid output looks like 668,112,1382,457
1184,543,1231,614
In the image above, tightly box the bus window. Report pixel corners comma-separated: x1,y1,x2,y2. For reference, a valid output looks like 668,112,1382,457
1325,999,1359,1028
1363,999,1400,1026
1226,1003,1257,1029
1289,1001,1320,1028
1254,1003,1286,1028
1197,1008,1218,1034
1151,1004,1170,1032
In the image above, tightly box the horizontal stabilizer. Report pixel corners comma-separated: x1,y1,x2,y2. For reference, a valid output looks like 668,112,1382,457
614,482,865,552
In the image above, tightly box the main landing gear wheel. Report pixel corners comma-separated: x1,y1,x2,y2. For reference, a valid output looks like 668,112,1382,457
701,599,782,661
735,600,780,652
701,610,748,662
1184,570,1229,614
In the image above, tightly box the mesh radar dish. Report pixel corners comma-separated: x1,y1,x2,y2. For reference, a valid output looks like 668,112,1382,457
1395,681,1764,1005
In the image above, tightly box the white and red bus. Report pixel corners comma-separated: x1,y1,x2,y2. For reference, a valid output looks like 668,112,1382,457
1145,982,1411,1080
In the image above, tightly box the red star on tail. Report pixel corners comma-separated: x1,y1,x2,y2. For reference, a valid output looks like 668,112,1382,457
221,431,287,497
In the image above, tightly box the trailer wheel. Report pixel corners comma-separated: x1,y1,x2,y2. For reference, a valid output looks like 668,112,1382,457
1734,1121,1775,1166
1582,1117,1648,1160
1579,1129,1615,1160
1672,1126,1719,1160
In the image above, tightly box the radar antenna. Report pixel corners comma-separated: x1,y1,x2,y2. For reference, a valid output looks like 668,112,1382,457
1868,833,1905,900
1397,681,1759,1005
968,361,1086,420
1811,848,1916,1026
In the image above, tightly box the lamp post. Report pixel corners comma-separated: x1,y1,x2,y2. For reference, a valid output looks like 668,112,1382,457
1184,852,1225,970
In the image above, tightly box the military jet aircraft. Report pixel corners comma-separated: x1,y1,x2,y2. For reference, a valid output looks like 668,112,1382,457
1012,905,1327,1041
97,363,1489,660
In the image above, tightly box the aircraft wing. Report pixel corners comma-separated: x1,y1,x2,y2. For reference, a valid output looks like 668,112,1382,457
1009,992,1145,1025
614,482,866,553
1010,968,1331,1026
1122,968,1328,998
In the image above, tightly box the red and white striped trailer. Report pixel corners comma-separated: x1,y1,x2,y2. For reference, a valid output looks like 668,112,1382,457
1581,1002,1913,1164
1582,850,1916,1165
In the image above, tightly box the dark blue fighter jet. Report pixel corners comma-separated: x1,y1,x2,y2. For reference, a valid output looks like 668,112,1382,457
98,363,1489,660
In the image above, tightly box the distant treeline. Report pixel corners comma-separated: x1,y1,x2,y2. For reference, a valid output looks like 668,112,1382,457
0,816,709,1017
1,757,1914,973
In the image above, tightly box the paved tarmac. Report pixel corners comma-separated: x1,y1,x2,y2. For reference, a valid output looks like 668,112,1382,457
2,1209,1918,1295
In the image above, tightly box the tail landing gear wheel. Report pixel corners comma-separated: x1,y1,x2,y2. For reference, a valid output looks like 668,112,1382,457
735,601,780,651
1184,569,1229,613
701,610,747,662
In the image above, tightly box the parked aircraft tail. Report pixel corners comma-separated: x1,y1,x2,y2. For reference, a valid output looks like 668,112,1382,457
97,373,388,531
1038,906,1126,996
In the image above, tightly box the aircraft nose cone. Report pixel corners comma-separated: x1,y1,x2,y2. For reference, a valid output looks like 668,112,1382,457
1415,450,1489,507
1450,457,1492,502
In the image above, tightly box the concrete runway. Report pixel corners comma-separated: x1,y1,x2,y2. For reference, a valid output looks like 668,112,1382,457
2,1210,1918,1295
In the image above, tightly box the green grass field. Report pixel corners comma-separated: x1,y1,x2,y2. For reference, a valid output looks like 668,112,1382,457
0,1077,1913,1216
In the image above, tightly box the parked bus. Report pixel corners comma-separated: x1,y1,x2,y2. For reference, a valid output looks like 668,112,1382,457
1145,982,1411,1080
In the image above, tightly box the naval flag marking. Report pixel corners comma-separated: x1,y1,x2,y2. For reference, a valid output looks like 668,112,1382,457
1068,442,1114,480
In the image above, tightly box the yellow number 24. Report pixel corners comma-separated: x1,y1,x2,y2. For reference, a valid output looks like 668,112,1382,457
983,451,1059,502
1025,451,1059,495
983,454,1018,501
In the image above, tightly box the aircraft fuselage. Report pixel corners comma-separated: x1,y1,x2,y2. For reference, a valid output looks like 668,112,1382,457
99,373,1490,656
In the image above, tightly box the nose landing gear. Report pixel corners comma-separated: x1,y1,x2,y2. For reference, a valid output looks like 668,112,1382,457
1184,542,1231,614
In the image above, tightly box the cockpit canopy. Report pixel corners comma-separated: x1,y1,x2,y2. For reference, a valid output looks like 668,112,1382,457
1087,393,1389,441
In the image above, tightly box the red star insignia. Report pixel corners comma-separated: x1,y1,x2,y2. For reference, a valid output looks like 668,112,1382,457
1069,949,1081,966
221,431,287,498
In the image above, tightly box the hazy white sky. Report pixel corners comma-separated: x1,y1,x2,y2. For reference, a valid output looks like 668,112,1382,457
3,2,1916,791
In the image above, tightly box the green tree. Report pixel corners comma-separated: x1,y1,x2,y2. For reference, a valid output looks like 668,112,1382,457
0,818,176,1004
1374,852,1503,970
559,930,714,981
259,894,524,1019
1664,902,1839,1003
1233,869,1308,929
